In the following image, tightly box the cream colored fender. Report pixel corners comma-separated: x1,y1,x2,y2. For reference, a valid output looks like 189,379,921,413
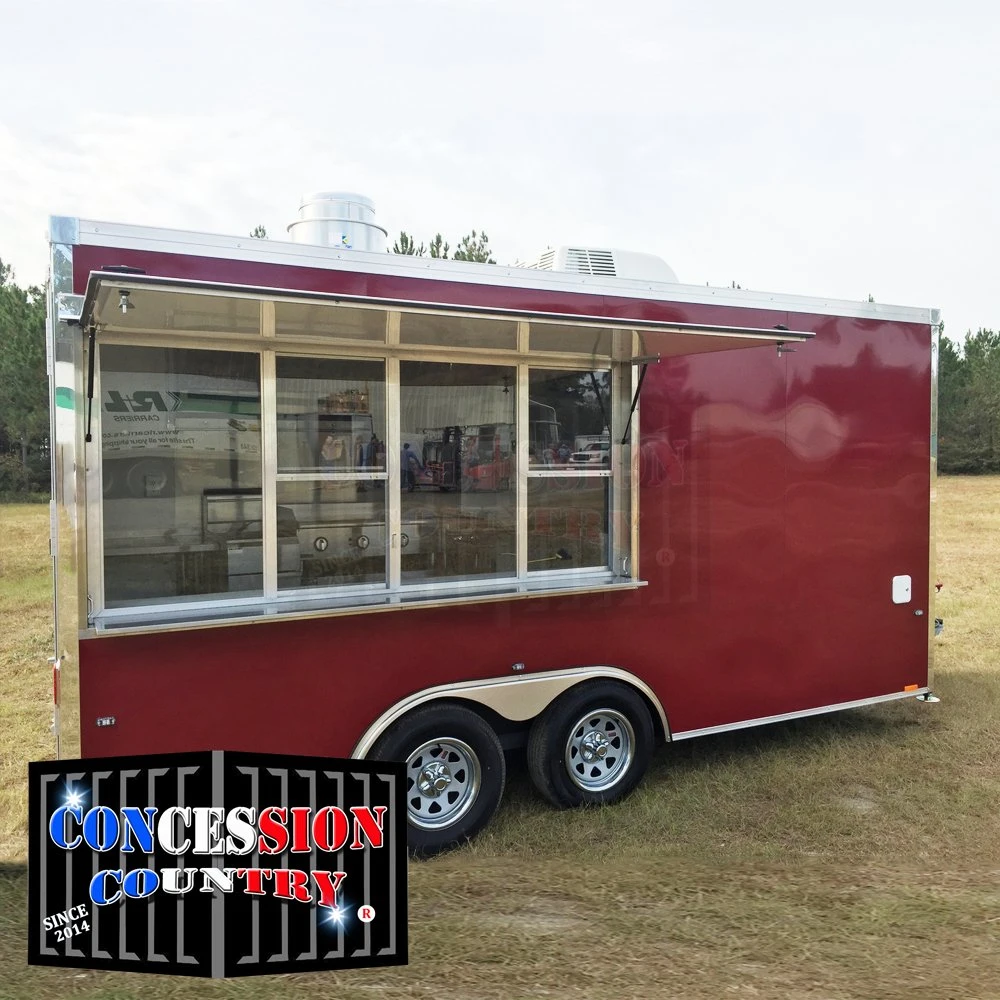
351,666,671,758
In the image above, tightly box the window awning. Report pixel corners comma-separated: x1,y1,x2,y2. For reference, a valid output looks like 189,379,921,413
77,270,815,361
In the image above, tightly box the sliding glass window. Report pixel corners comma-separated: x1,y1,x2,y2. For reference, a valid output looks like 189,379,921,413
400,361,517,585
527,367,612,573
94,300,641,623
275,356,388,590
101,345,262,607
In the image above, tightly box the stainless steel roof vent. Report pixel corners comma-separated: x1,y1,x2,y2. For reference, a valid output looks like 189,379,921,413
286,192,388,252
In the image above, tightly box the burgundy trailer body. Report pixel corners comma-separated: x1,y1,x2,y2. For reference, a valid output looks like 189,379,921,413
47,209,938,852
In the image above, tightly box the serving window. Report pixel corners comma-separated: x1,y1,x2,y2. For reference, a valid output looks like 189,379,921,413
87,299,642,625
78,274,811,627
84,277,812,628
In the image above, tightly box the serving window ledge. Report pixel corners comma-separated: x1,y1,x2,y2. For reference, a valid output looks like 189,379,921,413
89,575,648,636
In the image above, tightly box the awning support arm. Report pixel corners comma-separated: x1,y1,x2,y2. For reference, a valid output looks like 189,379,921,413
621,355,660,445
84,325,97,443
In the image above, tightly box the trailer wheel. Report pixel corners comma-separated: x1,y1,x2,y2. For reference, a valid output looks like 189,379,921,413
527,681,654,808
368,704,506,856
125,459,173,498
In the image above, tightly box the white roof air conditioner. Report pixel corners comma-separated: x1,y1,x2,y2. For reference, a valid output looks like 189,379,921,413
518,246,678,283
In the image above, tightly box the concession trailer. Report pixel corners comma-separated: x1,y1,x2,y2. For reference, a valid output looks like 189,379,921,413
45,194,940,854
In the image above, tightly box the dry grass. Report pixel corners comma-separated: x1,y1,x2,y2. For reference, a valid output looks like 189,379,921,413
1,479,999,999
0,504,55,861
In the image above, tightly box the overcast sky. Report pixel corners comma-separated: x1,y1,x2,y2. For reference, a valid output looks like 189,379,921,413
1,0,996,338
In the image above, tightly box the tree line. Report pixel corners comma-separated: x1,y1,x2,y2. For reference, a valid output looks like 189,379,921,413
938,330,1000,473
2,245,998,497
251,225,496,263
0,259,48,497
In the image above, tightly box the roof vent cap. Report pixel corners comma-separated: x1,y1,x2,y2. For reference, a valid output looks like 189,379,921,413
286,192,388,252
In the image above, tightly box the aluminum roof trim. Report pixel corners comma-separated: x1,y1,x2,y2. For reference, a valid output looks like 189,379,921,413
68,217,937,326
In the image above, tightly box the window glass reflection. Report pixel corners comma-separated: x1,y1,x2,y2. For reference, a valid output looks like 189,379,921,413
101,346,262,606
276,356,386,474
528,477,609,571
399,312,517,350
274,302,386,341
276,481,386,589
275,355,388,591
528,368,611,468
97,288,260,336
530,323,612,357
400,362,516,583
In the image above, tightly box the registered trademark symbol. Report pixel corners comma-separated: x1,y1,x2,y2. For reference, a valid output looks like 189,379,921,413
358,904,375,923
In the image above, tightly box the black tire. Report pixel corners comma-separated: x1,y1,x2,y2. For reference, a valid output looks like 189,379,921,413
125,458,174,498
368,704,505,857
527,681,654,809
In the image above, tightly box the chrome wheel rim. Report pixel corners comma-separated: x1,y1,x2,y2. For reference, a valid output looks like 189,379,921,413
564,708,634,792
405,738,481,830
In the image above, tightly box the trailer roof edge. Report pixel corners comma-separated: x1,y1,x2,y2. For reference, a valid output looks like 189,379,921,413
63,216,937,327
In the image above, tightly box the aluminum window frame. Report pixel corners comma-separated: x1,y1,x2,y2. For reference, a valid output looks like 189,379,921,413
85,280,809,630
524,363,616,577
396,356,520,593
89,336,267,621
270,350,391,598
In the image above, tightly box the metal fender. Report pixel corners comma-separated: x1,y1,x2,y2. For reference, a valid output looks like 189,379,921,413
351,666,671,758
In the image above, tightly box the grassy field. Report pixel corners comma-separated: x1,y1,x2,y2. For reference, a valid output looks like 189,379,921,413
1,478,998,999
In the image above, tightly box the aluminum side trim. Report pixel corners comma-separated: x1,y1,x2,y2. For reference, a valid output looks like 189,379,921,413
928,311,941,688
49,215,79,245
671,689,930,741
351,666,671,758
85,578,647,637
